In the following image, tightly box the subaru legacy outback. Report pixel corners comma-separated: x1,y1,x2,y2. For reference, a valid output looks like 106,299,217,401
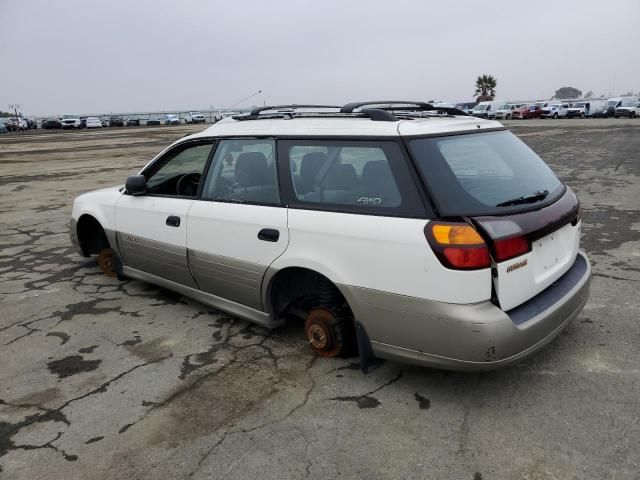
70,102,591,371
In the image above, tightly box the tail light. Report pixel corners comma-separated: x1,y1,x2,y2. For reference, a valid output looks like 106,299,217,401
493,236,530,261
425,222,490,270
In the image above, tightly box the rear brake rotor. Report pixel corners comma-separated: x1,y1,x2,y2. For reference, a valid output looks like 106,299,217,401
304,308,342,358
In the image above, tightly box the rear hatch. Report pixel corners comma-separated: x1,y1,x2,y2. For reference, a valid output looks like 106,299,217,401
408,129,581,312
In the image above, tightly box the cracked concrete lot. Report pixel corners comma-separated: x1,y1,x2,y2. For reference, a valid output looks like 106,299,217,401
0,120,639,479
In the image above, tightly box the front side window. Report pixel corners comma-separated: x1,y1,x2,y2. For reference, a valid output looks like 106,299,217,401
202,139,279,205
145,142,213,197
283,140,424,215
410,131,564,216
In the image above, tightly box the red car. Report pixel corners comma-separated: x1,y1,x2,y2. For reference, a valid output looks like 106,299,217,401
511,105,543,119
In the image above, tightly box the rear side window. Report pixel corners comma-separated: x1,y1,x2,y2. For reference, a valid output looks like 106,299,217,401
409,131,564,216
280,140,425,216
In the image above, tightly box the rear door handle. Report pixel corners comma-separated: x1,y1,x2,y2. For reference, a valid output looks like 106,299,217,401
258,228,279,242
166,215,181,227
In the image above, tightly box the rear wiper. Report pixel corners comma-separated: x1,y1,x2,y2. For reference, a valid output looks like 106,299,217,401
496,190,549,207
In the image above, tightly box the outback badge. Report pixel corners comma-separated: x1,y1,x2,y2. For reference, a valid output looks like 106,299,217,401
506,259,528,273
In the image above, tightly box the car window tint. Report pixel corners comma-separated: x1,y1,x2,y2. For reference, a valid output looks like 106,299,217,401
288,143,403,208
202,139,279,205
145,143,213,196
410,131,563,216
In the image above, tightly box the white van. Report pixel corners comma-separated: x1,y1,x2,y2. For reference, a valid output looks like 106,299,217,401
471,101,501,119
615,97,640,118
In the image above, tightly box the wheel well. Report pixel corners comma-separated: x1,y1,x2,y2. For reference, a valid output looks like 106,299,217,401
268,267,352,321
76,215,110,256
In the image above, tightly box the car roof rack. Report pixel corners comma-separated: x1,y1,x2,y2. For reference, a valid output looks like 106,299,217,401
236,104,398,122
233,101,468,122
249,104,341,115
341,101,468,117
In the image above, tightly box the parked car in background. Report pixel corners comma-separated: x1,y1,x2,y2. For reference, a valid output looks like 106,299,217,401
541,103,570,119
533,101,555,109
109,116,125,127
69,101,591,370
146,115,161,126
601,97,622,118
493,103,521,120
471,101,501,118
0,119,7,134
615,97,640,118
80,117,88,128
101,117,110,127
164,114,180,125
454,102,477,115
126,117,140,126
25,118,38,129
86,117,102,128
41,118,62,129
5,117,28,131
185,111,206,124
61,114,82,129
511,104,542,119
566,102,590,118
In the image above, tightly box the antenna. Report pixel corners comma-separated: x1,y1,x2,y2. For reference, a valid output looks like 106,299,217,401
227,90,262,109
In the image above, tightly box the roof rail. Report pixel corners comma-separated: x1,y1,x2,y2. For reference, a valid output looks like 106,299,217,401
341,101,468,116
249,104,340,116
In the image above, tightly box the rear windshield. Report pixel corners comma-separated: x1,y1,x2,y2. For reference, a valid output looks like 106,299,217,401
409,131,564,216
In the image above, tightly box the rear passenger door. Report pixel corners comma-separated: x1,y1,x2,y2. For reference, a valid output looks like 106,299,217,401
187,139,288,311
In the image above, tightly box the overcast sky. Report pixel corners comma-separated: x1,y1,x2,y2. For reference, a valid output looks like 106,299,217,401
1,0,638,116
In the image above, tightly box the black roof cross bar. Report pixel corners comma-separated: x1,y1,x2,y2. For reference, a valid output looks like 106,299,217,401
341,101,468,116
249,104,341,116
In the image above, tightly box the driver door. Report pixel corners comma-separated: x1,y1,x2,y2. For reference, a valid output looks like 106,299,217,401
115,140,215,287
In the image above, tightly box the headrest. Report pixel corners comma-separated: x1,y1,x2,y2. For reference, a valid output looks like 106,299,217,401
324,164,357,189
235,152,269,187
300,152,326,179
362,160,392,185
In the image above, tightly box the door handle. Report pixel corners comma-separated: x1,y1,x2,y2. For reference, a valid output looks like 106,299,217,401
258,228,279,242
166,215,181,227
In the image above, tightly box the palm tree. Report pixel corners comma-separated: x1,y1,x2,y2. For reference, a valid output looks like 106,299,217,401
474,75,497,101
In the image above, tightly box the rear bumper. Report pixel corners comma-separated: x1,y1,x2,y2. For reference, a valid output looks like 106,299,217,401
341,251,591,371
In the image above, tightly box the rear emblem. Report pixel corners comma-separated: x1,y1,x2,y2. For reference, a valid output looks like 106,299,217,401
506,259,528,273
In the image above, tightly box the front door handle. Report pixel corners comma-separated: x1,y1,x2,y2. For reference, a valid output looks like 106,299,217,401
258,228,279,242
166,215,181,227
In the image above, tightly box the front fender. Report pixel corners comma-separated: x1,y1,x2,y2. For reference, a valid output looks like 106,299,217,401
71,186,122,255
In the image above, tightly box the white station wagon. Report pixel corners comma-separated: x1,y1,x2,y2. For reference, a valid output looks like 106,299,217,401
70,102,591,371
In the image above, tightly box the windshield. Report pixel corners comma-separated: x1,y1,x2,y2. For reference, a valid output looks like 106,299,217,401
473,104,488,111
409,131,564,216
571,103,586,108
607,100,618,107
63,115,77,119
621,99,637,107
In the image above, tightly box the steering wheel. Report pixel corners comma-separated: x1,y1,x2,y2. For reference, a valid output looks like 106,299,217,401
176,172,201,196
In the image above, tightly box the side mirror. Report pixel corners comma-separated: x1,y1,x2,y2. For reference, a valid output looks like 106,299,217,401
125,175,147,195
